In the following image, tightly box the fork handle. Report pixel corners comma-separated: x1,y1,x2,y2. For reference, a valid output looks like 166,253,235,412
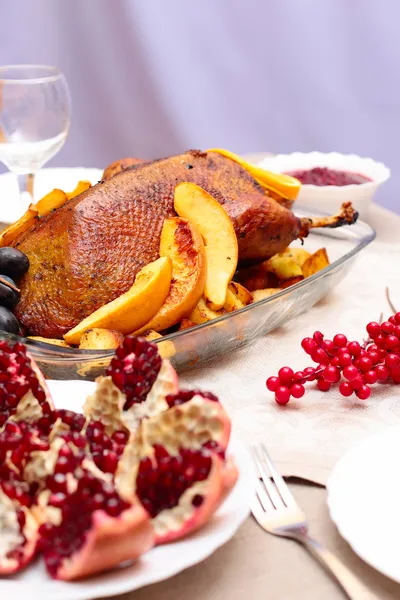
296,534,375,599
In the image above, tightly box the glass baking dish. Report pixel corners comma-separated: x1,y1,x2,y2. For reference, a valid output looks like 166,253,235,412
0,207,375,380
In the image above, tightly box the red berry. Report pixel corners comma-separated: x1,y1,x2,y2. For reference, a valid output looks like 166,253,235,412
313,331,324,344
357,356,373,372
347,341,361,357
395,313,400,324
290,384,305,398
275,386,291,405
366,322,381,339
322,340,336,355
278,367,294,386
338,352,352,367
303,367,317,381
381,321,394,334
317,379,331,392
323,366,341,383
375,334,387,349
367,343,378,352
367,350,381,365
356,385,371,400
376,365,389,381
343,365,359,381
351,376,364,390
339,381,353,397
266,376,279,392
331,356,341,367
313,348,330,365
394,325,400,338
293,371,305,383
385,335,399,350
363,370,378,384
385,353,400,370
333,334,347,347
301,337,317,355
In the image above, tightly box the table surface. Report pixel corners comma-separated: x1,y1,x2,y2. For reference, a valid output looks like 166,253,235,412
105,202,400,600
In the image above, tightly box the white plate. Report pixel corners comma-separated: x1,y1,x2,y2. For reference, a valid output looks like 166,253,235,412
1,380,254,600
0,168,103,224
327,425,400,583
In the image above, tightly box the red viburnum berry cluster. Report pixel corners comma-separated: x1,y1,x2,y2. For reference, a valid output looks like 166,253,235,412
266,312,400,405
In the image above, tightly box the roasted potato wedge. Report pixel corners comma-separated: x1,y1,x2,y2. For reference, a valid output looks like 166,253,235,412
134,217,206,334
264,253,303,279
64,256,172,345
228,281,253,305
236,265,278,292
79,328,124,350
178,319,197,331
142,329,176,359
188,297,226,324
282,247,311,267
174,182,238,310
278,276,304,289
252,288,281,302
302,248,330,278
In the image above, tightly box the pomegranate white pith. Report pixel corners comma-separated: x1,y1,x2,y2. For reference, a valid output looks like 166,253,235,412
0,488,38,575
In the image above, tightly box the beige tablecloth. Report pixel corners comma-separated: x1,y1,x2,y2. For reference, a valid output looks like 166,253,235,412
107,203,400,600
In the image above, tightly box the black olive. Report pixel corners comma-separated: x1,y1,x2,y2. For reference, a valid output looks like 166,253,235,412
0,248,29,278
0,278,19,308
0,306,20,334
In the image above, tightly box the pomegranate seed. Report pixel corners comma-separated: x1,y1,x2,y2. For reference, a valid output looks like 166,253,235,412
112,430,129,444
192,494,204,507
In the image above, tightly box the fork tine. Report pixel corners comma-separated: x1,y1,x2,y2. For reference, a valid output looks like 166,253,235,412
260,444,297,508
255,479,274,512
252,446,284,509
251,494,267,524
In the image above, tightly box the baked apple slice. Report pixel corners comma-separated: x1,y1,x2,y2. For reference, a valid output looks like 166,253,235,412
174,183,238,310
206,148,301,202
64,257,172,345
134,217,206,334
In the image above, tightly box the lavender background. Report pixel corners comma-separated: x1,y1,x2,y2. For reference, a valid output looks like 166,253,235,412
1,0,398,213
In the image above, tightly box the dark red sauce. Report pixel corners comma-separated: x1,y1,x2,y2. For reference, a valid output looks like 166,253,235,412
285,167,372,186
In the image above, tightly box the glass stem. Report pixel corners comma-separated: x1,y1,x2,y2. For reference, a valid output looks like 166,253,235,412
17,172,35,210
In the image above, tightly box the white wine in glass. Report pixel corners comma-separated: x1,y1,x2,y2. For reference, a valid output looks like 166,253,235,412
0,64,71,209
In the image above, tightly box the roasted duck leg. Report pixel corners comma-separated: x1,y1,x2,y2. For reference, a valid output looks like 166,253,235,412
10,150,357,338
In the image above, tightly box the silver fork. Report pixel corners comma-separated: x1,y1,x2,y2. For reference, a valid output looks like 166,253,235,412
251,444,374,600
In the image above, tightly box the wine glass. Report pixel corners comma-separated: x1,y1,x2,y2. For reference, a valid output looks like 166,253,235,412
0,64,71,210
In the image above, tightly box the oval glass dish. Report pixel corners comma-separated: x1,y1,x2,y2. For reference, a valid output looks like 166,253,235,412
0,207,375,380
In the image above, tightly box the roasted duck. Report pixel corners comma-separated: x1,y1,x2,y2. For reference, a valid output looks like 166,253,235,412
9,150,357,338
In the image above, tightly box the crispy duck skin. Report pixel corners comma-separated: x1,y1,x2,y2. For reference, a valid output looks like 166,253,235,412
12,151,357,338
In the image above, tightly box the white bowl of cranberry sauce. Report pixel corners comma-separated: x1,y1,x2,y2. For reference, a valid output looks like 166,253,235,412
257,152,390,219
